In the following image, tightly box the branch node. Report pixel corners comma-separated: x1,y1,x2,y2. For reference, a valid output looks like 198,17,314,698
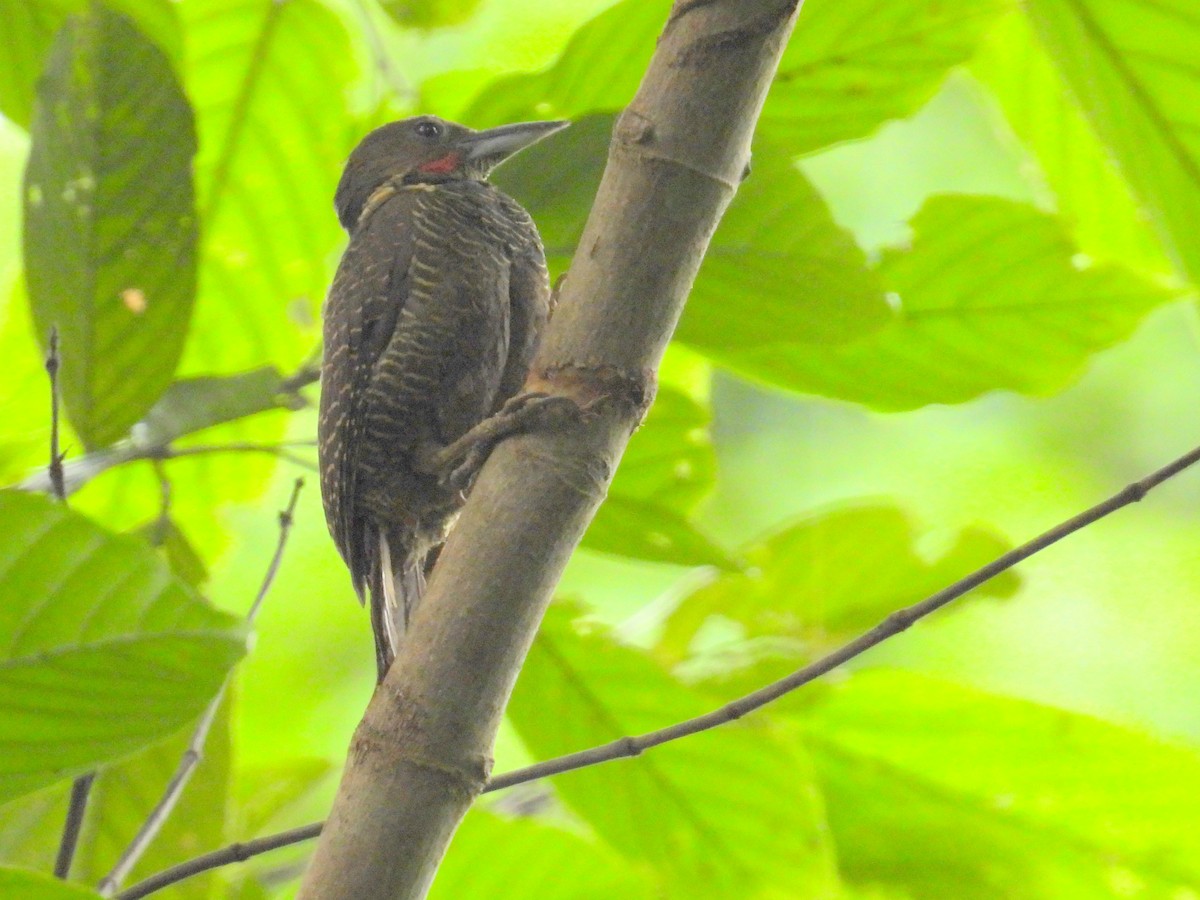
526,363,656,422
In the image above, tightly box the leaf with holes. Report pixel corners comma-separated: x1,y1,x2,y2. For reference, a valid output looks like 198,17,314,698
608,387,715,514
972,13,1171,277
507,606,838,897
23,4,197,449
583,494,736,571
738,195,1178,409
0,490,245,806
0,0,181,129
178,0,355,376
1026,0,1200,284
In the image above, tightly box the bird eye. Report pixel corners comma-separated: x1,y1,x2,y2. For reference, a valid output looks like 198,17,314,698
415,121,442,139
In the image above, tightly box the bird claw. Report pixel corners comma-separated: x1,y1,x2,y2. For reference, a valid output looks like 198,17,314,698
420,392,583,491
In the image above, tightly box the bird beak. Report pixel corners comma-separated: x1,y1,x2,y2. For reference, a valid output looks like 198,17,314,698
458,119,571,170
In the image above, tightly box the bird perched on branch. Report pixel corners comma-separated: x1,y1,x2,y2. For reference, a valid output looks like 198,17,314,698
318,115,569,682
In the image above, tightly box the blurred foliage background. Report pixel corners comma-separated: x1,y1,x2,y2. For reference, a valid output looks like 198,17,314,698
2,0,1200,897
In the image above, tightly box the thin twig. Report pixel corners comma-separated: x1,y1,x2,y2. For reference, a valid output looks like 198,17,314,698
148,460,172,547
98,480,305,897
116,823,323,900
147,442,319,472
19,439,317,496
55,773,94,880
47,327,95,880
45,327,66,502
113,442,1200,898
350,0,414,103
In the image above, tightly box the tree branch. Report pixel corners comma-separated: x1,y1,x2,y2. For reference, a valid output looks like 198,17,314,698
97,479,305,897
297,2,801,897
115,438,1200,898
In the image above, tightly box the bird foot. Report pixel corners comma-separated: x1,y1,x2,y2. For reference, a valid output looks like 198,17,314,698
416,393,582,492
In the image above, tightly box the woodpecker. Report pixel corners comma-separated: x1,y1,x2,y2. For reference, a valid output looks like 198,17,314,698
318,115,568,682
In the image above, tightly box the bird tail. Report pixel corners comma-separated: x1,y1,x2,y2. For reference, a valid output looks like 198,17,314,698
368,527,426,683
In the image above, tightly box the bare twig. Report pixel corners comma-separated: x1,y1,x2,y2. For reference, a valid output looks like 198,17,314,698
46,326,95,880
20,439,317,496
114,442,1200,898
98,480,305,897
55,773,94,880
44,327,66,502
116,823,323,900
350,0,414,103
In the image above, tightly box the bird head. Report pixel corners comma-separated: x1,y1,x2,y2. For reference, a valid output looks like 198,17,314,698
335,115,570,230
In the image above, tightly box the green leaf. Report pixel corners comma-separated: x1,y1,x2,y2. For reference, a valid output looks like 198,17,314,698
508,606,839,896
0,867,100,899
801,671,1200,897
0,490,245,805
461,0,663,127
135,518,209,589
1026,0,1200,284
583,494,737,571
743,195,1178,409
762,0,1008,153
235,757,331,837
467,0,1004,156
496,115,889,352
138,367,307,446
971,13,1171,277
379,0,484,30
178,0,356,377
23,4,198,449
433,808,650,899
676,136,890,352
70,697,232,899
609,387,715,514
660,505,1018,662
0,0,182,129
578,386,727,569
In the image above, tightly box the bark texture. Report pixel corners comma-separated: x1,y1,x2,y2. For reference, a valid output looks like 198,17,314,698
297,2,802,897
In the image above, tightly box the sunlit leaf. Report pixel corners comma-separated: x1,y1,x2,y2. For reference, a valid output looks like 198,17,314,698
0,0,181,129
1026,0,1200,284
24,4,197,448
433,808,649,899
135,518,210,589
762,0,1008,153
496,115,888,352
235,757,331,837
734,195,1178,409
583,494,736,571
971,13,1171,277
468,0,1005,155
0,868,100,899
609,387,715,514
677,136,890,349
69,697,231,899
801,671,1200,897
139,367,308,446
178,0,355,376
508,606,839,897
660,505,1018,662
0,491,245,805
379,0,484,30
